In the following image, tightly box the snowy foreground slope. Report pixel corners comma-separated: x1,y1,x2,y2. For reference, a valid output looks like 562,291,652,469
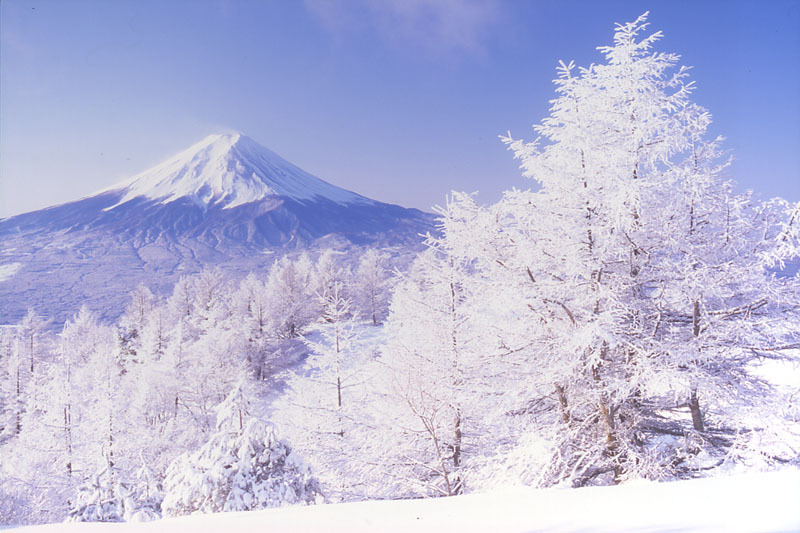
10,469,800,532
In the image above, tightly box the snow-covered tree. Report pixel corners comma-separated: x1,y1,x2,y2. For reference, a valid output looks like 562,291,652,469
18,308,48,374
126,458,164,522
166,276,194,324
314,250,348,302
67,467,129,523
386,12,800,489
0,331,25,439
377,244,496,497
235,273,271,340
0,307,116,521
274,280,378,501
354,249,391,325
161,384,322,516
0,310,48,440
120,284,157,344
476,13,800,485
191,268,232,325
231,273,280,380
265,254,316,338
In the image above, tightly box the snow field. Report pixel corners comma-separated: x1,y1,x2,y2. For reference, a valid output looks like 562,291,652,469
0,263,22,283
11,468,800,532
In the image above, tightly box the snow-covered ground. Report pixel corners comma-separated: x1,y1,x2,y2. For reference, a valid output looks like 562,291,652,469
8,468,799,532
0,263,22,283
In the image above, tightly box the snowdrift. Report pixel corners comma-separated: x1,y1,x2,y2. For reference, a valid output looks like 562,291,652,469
11,468,800,532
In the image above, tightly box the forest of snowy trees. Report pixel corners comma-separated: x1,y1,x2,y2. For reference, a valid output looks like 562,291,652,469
0,249,391,523
2,13,799,525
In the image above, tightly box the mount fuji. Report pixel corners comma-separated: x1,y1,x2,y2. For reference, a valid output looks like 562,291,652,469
0,133,434,325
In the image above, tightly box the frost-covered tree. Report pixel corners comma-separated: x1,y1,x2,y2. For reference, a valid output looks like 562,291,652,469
166,276,194,324
67,467,129,523
56,306,105,477
120,284,156,345
274,281,377,501
162,384,322,516
377,245,497,497
313,282,358,441
19,308,48,374
231,273,281,380
191,268,232,324
3,264,345,523
0,331,25,439
0,310,49,440
314,250,348,302
0,307,118,521
504,13,797,485
396,13,800,489
235,273,271,340
265,254,316,338
354,249,391,325
126,458,164,522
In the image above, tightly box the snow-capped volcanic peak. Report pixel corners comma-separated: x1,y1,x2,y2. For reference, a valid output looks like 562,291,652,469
106,133,370,209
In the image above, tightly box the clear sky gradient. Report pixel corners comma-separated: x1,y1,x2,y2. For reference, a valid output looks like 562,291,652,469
1,0,798,218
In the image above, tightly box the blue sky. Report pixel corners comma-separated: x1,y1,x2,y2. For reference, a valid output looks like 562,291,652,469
1,0,798,217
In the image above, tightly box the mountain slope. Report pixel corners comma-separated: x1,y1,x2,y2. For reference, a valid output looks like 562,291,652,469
102,132,371,209
0,133,434,325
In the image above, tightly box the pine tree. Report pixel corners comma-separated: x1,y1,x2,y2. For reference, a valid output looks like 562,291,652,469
162,384,322,516
66,467,129,522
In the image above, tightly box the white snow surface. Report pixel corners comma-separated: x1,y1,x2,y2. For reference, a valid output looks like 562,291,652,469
102,133,371,210
10,468,800,532
0,262,22,283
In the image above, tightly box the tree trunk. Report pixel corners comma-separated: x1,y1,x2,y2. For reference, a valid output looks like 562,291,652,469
64,405,73,476
108,411,115,471
431,424,454,496
452,409,463,494
690,300,705,431
555,383,570,424
593,341,623,483
689,388,704,431
29,334,35,374
15,367,21,434
600,401,623,483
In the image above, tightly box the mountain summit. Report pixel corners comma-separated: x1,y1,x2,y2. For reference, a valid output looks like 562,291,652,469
0,133,433,324
103,133,370,210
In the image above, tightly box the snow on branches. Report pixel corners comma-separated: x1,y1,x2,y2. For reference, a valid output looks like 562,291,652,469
162,387,321,516
384,12,800,489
